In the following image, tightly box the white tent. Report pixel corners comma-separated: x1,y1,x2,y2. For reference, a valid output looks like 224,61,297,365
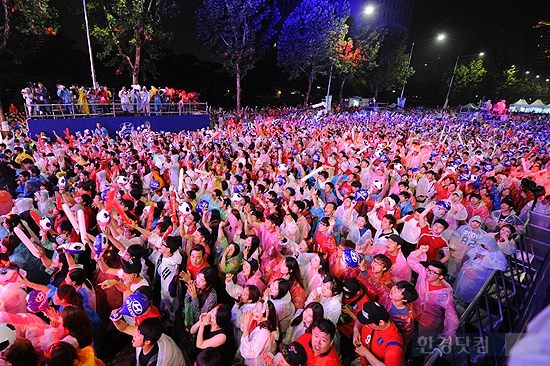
509,98,530,112
525,99,547,113
544,103,550,114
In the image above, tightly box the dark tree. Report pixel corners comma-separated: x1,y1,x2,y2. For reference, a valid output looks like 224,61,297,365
196,0,280,112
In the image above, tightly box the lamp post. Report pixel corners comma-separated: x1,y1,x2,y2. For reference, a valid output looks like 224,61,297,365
82,0,97,88
443,52,484,109
399,33,445,104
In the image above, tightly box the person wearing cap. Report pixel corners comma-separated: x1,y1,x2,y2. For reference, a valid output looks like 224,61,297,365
352,301,404,366
296,318,341,366
338,278,371,362
485,198,525,234
407,245,459,339
416,202,450,263
263,341,308,366
454,234,508,303
447,216,487,278
357,233,411,283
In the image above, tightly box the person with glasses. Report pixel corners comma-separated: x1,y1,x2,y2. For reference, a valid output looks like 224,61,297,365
407,245,459,342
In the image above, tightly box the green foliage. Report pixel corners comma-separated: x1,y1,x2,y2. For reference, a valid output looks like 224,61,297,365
330,24,380,82
496,66,549,101
361,25,414,98
0,0,58,60
195,0,280,111
86,0,178,84
451,59,487,100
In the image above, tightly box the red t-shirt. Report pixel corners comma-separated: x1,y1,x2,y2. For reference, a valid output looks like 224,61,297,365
297,333,342,366
417,226,448,261
359,322,404,366
187,261,210,280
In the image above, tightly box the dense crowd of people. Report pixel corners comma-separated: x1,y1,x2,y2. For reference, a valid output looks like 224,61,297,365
20,82,200,117
0,107,549,366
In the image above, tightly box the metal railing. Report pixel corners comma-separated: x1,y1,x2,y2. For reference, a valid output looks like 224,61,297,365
422,223,547,366
24,101,209,119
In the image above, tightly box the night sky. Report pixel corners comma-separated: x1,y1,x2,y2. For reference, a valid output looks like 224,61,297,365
53,0,547,65
17,0,550,106
409,0,549,74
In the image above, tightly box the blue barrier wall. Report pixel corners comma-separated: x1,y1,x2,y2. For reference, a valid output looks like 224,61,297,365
27,114,211,139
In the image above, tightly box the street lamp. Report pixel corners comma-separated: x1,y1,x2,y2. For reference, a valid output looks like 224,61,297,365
443,52,484,108
399,33,445,105
364,5,375,15
83,0,97,88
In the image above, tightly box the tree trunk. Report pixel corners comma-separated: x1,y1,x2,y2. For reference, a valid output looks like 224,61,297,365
0,96,6,123
132,44,141,85
303,69,314,107
236,72,241,113
374,86,379,100
339,77,347,106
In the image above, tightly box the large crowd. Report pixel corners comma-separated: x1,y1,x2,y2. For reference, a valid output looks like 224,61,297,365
0,107,549,366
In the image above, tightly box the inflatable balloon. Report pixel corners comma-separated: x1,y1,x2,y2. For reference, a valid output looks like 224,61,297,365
371,180,383,191
277,175,284,187
26,290,49,313
178,202,192,215
110,292,149,319
312,153,321,162
354,189,369,201
96,209,111,226
116,176,129,186
0,191,14,216
234,182,246,193
40,217,53,231
435,200,452,211
77,209,88,244
13,227,41,257
93,234,108,259
196,200,209,215
58,176,67,190
62,204,80,235
379,154,388,163
343,248,360,268
459,173,471,182
59,242,86,255
150,180,160,190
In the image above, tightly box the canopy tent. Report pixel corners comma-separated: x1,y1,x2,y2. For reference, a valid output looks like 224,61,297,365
463,102,479,110
525,99,547,113
509,98,530,112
